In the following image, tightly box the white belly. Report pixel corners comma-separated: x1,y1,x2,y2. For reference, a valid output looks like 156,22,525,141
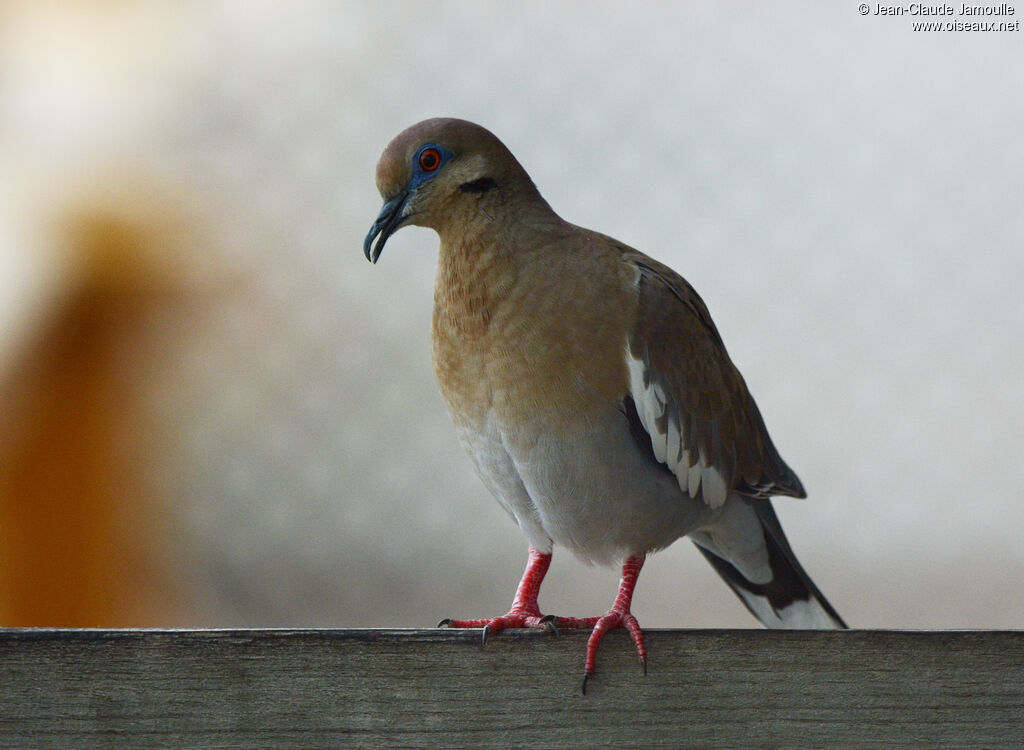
452,414,552,552
456,405,713,566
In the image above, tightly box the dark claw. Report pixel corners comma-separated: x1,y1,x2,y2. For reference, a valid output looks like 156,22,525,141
539,614,558,635
641,656,648,676
581,670,592,696
481,624,491,647
437,618,452,628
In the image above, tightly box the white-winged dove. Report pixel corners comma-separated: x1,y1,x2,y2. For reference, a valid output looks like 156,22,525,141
364,118,846,692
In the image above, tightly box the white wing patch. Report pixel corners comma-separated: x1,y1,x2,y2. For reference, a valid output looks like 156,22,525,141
626,347,729,507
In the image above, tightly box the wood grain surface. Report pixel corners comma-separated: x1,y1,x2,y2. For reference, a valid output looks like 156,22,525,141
1,628,1021,749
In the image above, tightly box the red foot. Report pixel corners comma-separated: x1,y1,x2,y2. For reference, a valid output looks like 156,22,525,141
439,611,557,640
439,612,599,638
580,556,647,695
438,546,560,643
437,547,649,695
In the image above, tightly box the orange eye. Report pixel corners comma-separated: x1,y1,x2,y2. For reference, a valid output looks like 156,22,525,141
418,147,442,172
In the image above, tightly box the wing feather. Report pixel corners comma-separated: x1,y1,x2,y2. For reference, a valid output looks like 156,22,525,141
623,252,805,506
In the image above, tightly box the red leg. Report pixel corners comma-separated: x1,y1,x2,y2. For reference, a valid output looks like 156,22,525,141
439,546,558,639
581,555,647,694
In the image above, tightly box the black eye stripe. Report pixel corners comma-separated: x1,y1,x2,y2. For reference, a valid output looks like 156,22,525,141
459,177,497,194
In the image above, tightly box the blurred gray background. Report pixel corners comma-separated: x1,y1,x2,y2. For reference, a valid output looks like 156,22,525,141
1,1,1021,628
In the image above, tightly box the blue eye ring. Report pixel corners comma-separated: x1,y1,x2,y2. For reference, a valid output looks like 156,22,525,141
418,147,442,172
410,144,452,188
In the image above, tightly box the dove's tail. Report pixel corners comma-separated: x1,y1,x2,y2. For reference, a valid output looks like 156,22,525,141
691,498,847,629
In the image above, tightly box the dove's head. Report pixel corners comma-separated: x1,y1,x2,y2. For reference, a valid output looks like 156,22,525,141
363,118,545,263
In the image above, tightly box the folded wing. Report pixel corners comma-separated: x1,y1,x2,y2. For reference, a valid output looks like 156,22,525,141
623,252,805,508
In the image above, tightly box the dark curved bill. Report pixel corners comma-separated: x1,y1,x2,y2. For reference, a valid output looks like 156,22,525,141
363,189,410,264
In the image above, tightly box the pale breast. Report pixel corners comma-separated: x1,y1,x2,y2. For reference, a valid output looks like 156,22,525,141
429,238,713,561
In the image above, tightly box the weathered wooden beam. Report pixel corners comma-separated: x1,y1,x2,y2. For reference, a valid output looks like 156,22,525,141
0,629,1021,748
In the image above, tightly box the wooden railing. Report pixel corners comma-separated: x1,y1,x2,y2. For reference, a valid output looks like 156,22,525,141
1,628,1021,748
